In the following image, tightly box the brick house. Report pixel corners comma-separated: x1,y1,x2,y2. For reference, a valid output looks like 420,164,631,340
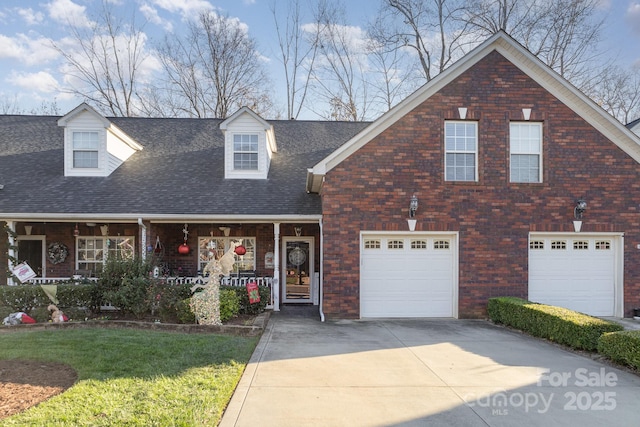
2,31,640,319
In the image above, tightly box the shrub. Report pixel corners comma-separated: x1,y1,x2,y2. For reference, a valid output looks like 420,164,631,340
0,284,94,312
155,283,193,323
97,256,156,318
175,298,196,324
221,285,270,315
219,289,241,322
598,330,640,370
487,297,623,351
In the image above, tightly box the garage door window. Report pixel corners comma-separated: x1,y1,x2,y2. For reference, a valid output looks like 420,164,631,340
596,241,611,250
388,240,404,249
573,241,589,250
551,240,566,250
434,240,450,249
411,240,428,249
364,239,381,249
530,240,544,249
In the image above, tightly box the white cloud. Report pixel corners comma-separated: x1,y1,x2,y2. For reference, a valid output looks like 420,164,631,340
243,0,256,4
149,0,214,20
45,0,93,28
627,2,640,36
0,34,58,66
140,3,173,32
17,8,44,25
6,70,59,93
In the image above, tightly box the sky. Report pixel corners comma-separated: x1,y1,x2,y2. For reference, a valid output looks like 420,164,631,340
0,0,639,119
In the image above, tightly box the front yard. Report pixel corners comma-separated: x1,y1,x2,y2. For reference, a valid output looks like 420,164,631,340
0,328,258,426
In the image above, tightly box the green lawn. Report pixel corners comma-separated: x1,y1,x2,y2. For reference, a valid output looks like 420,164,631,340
0,328,258,426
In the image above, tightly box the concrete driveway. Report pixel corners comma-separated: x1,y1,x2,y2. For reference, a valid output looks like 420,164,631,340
220,313,640,427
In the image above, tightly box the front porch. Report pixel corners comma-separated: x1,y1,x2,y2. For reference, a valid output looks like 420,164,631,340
3,219,323,311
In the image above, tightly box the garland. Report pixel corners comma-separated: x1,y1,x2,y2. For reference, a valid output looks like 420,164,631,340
47,242,69,264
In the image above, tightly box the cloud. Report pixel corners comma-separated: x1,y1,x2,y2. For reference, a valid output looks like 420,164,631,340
149,0,214,20
627,2,640,36
6,70,59,93
45,0,93,28
139,3,173,32
17,8,44,25
0,34,58,66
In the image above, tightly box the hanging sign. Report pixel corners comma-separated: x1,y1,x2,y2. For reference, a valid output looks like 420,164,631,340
12,262,36,283
246,281,260,304
264,252,274,269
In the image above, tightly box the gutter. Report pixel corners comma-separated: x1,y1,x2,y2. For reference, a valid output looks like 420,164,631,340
319,218,325,322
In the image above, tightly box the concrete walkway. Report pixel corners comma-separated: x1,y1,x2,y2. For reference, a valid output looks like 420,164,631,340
220,314,640,427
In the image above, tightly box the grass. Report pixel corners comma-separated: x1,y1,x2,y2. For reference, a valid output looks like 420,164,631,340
0,328,258,426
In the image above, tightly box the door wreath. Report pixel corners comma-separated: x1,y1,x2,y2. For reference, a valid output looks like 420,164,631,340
47,242,69,264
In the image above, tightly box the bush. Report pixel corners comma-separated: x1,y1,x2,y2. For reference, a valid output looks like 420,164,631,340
221,285,270,315
219,289,241,322
598,330,640,370
155,283,193,323
175,298,196,324
487,297,623,351
0,284,94,312
97,256,156,318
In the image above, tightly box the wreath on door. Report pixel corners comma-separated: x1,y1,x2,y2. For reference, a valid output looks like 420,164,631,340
47,242,69,264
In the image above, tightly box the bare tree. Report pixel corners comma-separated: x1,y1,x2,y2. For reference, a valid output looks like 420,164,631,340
304,0,374,121
270,0,319,120
588,65,640,125
370,0,470,82
52,1,152,117
462,0,605,83
153,11,275,119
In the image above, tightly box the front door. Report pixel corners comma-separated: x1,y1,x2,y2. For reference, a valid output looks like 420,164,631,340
282,237,314,303
17,237,44,278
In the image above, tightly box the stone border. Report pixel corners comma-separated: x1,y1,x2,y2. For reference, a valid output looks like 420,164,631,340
0,311,271,337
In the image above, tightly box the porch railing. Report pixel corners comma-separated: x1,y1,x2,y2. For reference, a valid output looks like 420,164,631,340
27,275,275,309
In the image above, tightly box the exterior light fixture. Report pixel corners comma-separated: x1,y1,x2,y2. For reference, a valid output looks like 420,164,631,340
73,223,80,237
219,226,231,237
294,226,302,237
409,195,418,218
573,198,587,232
408,194,418,232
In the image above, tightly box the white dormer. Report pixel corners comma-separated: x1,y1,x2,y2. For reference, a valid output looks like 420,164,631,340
57,103,143,177
220,107,277,180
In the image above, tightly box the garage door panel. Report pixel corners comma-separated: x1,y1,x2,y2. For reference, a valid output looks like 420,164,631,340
529,235,616,317
361,235,456,318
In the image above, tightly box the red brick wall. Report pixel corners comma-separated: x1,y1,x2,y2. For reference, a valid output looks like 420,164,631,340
321,51,640,319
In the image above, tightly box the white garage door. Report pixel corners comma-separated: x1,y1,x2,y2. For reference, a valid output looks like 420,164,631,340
360,234,457,318
529,234,619,317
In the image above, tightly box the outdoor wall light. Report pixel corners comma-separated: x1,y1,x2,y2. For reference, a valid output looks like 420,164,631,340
574,199,587,220
409,195,418,218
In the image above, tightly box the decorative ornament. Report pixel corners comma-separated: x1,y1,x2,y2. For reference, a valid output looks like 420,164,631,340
235,245,246,256
288,247,306,266
47,242,69,264
178,223,190,255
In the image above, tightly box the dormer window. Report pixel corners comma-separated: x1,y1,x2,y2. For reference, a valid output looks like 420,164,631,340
221,107,277,180
234,134,259,170
58,103,143,177
72,131,99,168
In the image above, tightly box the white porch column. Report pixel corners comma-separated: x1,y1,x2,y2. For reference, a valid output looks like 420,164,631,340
273,222,280,311
138,218,147,259
6,221,16,285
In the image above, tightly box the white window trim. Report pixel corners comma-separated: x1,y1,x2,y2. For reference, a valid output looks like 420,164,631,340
510,122,543,183
233,133,259,171
444,120,478,182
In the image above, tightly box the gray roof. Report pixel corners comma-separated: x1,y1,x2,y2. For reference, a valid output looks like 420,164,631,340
0,115,369,218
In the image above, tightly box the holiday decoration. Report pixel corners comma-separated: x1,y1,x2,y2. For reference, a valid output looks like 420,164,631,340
47,242,68,264
234,245,246,256
178,223,190,255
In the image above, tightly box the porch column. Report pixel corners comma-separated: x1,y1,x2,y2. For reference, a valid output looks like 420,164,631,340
273,222,280,311
6,221,16,285
138,218,147,259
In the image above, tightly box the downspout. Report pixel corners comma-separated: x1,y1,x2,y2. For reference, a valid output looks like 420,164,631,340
319,218,325,322
138,218,147,259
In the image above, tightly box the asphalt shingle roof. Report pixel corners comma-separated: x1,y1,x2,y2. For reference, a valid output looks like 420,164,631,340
0,115,369,217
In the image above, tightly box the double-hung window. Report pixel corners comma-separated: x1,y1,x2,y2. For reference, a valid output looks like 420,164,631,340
72,131,99,168
77,236,135,275
445,121,477,181
233,134,259,170
510,122,542,183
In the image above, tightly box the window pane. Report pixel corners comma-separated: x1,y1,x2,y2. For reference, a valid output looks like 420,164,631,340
73,132,98,149
73,151,98,168
510,123,541,183
234,153,258,170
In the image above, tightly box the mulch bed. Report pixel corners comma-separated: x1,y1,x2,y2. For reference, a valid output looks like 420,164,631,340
0,360,77,420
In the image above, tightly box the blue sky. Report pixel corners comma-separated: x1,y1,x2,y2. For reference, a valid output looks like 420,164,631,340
0,0,638,118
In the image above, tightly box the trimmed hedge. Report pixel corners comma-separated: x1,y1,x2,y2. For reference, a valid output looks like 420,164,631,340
488,297,623,351
598,330,640,371
0,284,94,312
